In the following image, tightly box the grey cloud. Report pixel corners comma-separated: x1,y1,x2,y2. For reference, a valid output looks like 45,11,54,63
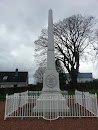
0,0,98,83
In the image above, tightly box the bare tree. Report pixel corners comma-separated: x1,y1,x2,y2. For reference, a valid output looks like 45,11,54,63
55,58,67,85
35,14,96,84
55,58,65,73
92,29,98,56
88,28,98,65
34,66,46,84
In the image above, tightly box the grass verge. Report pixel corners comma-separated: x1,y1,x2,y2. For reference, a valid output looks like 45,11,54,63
0,94,6,102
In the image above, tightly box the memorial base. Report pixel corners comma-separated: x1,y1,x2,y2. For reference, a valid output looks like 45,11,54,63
33,92,70,113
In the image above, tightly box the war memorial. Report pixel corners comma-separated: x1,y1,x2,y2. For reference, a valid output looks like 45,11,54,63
4,10,98,121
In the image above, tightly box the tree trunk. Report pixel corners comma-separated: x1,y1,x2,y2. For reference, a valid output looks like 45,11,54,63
70,68,78,85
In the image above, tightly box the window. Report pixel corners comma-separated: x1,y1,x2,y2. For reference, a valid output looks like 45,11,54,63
3,76,8,80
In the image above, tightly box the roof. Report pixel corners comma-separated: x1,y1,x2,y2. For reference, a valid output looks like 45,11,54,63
78,73,92,78
65,73,92,79
0,71,28,83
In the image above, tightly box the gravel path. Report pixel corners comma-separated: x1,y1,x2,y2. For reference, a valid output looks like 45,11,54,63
0,101,98,130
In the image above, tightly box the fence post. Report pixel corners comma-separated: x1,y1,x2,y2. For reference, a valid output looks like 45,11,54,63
27,90,28,104
4,94,8,120
95,93,98,118
97,104,98,118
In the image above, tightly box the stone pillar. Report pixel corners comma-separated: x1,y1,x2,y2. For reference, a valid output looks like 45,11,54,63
43,9,60,92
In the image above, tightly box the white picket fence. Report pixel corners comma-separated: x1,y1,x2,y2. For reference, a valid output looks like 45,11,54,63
4,90,98,121
4,91,28,120
75,90,98,116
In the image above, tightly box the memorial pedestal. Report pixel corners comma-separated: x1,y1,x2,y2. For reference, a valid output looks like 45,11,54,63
33,93,70,113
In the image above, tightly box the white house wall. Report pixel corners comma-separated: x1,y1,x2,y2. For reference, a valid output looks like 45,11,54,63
0,82,28,88
1,84,13,88
66,78,92,84
77,78,93,83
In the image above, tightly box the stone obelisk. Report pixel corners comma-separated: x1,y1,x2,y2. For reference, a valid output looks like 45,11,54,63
43,9,60,92
34,10,70,117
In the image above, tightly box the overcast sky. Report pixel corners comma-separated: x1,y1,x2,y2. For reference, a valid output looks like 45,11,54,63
0,0,98,83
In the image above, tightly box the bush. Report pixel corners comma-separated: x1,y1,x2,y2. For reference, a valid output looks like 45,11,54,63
0,81,98,95
60,81,98,91
0,84,43,95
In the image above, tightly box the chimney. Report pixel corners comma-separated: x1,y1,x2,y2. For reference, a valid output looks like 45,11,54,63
15,68,18,76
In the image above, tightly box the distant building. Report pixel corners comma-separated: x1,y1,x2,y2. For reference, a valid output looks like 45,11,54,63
66,73,93,83
0,69,28,88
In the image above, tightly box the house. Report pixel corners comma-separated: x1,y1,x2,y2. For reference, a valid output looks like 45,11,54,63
0,69,28,88
65,73,93,83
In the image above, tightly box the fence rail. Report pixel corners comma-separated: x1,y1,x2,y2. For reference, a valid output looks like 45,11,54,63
4,90,98,121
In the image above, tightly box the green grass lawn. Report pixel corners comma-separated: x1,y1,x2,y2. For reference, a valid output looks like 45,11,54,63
82,89,98,96
0,89,97,102
68,91,75,95
68,89,98,96
0,94,6,102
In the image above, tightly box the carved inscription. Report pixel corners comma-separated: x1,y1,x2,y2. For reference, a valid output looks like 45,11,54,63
45,74,57,88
